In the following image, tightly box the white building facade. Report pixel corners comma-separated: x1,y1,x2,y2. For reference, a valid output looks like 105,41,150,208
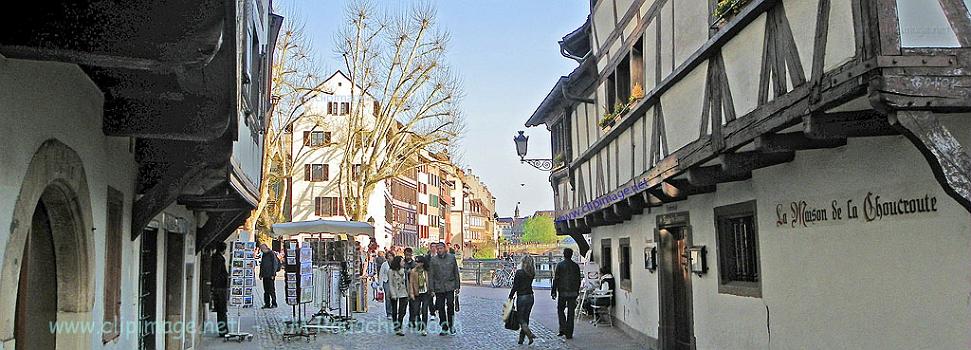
527,1,971,349
290,71,391,249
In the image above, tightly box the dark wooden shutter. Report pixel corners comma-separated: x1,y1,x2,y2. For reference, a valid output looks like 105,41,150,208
373,101,380,116
304,164,311,181
323,164,329,181
303,131,311,146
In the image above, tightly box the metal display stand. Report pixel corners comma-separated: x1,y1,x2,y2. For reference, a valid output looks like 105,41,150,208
224,240,256,342
304,236,358,333
282,240,316,342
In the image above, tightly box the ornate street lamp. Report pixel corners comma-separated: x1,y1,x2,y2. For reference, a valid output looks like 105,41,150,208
513,130,553,171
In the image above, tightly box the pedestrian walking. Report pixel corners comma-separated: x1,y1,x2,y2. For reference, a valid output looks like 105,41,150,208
408,256,432,336
402,247,416,328
509,255,537,345
388,256,410,336
259,243,279,308
428,242,461,335
380,251,394,319
552,248,582,339
210,242,230,337
424,242,438,321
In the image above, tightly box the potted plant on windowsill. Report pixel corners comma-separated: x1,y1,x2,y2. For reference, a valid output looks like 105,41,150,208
599,109,617,131
553,152,566,169
711,0,751,30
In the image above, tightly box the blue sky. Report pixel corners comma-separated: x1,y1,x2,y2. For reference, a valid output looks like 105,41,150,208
279,0,589,217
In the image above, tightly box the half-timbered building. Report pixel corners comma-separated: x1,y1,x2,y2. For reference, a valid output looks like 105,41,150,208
526,0,971,349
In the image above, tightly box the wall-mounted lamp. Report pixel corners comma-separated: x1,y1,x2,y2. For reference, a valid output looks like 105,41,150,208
688,246,708,277
645,245,657,272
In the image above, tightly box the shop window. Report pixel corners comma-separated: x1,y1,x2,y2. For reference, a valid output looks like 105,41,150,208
619,238,631,290
715,200,761,297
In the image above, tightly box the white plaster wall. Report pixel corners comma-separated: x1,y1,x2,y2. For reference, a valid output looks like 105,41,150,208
587,134,970,349
645,20,659,89
785,0,820,79
824,0,858,70
673,0,709,67
722,14,767,117
0,56,139,349
659,2,674,78
618,127,634,185
593,0,616,55
659,63,705,151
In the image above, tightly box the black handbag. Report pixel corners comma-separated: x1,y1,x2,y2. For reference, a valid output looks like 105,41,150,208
504,307,520,331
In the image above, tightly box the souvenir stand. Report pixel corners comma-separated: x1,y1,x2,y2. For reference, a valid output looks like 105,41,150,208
224,240,256,342
271,220,373,333
280,239,315,341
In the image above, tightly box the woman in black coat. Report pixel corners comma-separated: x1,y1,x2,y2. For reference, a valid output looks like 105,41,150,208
508,255,537,345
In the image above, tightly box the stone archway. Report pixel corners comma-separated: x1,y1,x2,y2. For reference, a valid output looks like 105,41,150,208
0,139,95,349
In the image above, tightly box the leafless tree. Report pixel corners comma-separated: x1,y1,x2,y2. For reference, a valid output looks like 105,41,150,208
333,1,465,221
247,17,334,239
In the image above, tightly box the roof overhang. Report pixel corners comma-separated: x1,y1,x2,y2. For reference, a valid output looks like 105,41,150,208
524,58,598,127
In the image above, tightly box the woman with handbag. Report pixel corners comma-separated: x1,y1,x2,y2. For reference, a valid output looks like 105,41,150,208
508,255,537,345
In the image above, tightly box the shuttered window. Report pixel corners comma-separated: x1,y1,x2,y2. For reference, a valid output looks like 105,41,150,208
305,164,328,182
315,197,344,217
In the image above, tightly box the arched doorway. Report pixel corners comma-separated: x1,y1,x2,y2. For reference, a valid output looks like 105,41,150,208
0,140,94,349
15,201,59,349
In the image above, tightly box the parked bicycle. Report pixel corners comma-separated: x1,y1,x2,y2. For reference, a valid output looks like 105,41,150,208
490,258,517,288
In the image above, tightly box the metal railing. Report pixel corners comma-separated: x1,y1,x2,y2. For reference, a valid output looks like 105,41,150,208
460,253,566,288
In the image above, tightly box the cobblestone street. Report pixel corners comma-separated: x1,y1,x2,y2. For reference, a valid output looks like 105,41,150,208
202,280,647,349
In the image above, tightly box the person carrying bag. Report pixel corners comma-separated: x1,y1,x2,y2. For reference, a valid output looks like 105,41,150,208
502,298,519,331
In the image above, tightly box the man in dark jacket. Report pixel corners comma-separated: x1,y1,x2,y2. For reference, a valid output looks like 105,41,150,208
259,243,279,308
552,248,582,339
427,242,461,335
210,242,230,337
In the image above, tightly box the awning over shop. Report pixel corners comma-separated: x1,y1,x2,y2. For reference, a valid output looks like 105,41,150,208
271,219,375,237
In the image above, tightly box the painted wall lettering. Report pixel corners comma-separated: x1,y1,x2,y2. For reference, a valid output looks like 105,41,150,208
774,192,939,228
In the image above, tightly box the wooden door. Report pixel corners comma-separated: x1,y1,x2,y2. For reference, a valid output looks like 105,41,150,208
659,226,694,350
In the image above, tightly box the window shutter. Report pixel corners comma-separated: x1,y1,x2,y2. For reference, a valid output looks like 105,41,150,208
304,164,311,181
323,164,330,181
327,102,334,115
303,131,311,146
373,101,380,116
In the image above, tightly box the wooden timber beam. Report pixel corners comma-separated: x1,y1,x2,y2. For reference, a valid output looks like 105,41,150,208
720,151,796,172
132,164,209,240
197,210,250,251
686,165,752,187
177,194,253,212
585,212,604,227
627,194,647,215
804,110,897,139
613,201,633,221
890,110,971,212
755,132,847,152
602,207,623,225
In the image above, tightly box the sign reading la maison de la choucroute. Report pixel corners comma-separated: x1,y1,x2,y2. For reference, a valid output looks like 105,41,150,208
775,191,940,228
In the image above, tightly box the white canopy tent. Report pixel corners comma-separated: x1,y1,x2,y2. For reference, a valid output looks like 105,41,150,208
271,219,375,237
